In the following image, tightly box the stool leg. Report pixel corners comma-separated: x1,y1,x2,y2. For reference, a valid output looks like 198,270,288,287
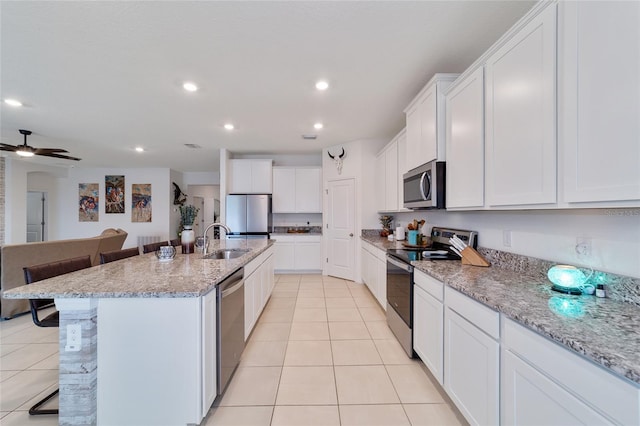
28,388,59,415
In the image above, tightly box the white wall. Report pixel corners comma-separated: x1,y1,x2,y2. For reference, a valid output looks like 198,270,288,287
322,138,386,280
54,167,173,249
272,213,322,228
393,208,640,278
4,158,68,244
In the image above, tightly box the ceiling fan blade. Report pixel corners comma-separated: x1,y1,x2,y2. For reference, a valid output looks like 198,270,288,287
0,143,19,151
37,152,81,161
34,148,69,154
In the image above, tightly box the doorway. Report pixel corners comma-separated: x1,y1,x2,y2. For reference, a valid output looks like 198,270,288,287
326,178,356,280
27,191,47,242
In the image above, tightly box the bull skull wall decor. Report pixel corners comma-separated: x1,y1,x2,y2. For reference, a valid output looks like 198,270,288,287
328,148,345,175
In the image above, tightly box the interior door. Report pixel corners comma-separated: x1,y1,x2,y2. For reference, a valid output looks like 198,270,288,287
326,178,355,280
26,191,47,242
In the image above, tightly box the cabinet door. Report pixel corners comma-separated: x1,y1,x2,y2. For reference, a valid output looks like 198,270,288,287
560,1,640,203
360,248,369,285
244,271,257,340
251,160,273,194
363,248,377,298
295,168,322,213
375,255,387,310
485,4,557,206
405,105,421,171
446,67,485,209
295,242,321,270
396,131,408,211
419,85,438,165
228,160,252,194
413,286,444,385
502,350,611,425
375,152,386,212
445,307,499,425
274,242,295,271
384,142,398,211
201,289,217,418
272,168,296,212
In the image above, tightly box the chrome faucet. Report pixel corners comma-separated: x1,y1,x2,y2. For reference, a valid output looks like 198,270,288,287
203,222,232,256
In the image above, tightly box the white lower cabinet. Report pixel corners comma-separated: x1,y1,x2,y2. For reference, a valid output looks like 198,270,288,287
244,248,275,340
444,287,500,426
502,350,610,425
201,288,217,418
273,235,321,272
502,318,639,426
360,241,386,310
413,273,444,385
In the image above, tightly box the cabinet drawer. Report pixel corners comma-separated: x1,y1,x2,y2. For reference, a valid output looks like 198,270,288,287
503,318,639,425
414,270,444,301
445,287,499,339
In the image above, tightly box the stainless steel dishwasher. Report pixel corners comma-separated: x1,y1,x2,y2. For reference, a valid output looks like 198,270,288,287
217,267,245,395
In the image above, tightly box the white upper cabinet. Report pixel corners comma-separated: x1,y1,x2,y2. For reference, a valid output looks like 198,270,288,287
404,74,458,171
228,159,273,194
559,1,640,205
294,168,322,213
445,66,485,209
272,167,322,213
485,3,557,207
375,129,407,212
272,168,296,212
396,130,408,211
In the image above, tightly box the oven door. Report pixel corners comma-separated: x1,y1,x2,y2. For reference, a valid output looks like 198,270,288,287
386,255,413,327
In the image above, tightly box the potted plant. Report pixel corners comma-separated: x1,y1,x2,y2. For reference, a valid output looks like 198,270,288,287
179,204,199,253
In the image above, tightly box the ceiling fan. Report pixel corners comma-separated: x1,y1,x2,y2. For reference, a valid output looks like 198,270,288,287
0,129,81,161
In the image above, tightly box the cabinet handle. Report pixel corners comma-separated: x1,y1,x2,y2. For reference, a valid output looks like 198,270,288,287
349,233,354,237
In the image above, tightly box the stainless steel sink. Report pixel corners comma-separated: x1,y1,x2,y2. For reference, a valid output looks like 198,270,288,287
203,249,250,260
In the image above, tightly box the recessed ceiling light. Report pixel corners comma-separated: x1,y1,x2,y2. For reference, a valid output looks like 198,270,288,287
4,99,23,107
135,147,144,152
315,80,329,91
314,123,324,130
224,123,234,130
183,82,198,92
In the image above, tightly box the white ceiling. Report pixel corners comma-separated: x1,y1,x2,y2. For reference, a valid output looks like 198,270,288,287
0,1,535,172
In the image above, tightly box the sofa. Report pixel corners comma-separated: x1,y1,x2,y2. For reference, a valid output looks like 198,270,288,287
0,228,127,319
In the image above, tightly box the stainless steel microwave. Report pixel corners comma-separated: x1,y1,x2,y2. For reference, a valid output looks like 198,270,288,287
403,160,446,209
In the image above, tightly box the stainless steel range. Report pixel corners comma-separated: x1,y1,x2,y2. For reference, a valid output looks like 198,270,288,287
386,227,478,357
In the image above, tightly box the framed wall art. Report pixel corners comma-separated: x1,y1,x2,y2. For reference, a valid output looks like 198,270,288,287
131,183,152,223
79,183,99,222
105,175,125,214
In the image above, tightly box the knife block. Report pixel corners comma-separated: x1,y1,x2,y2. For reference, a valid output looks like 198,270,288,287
460,247,491,267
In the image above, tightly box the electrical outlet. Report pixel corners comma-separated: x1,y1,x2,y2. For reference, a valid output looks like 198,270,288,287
576,237,592,258
65,324,82,352
503,230,512,247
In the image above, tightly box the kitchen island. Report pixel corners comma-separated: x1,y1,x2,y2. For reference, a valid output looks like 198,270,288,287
3,238,275,426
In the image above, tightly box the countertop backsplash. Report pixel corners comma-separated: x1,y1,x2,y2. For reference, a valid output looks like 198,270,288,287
362,229,640,307
272,226,322,234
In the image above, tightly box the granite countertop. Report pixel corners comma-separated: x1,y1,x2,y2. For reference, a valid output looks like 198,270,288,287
361,235,640,385
3,239,275,300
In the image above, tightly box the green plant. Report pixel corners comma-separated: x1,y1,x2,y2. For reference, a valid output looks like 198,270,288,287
179,204,199,227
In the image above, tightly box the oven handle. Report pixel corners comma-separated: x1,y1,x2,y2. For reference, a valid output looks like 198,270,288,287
386,255,413,273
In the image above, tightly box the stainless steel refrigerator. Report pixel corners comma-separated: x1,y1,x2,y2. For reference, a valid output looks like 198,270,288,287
225,194,271,239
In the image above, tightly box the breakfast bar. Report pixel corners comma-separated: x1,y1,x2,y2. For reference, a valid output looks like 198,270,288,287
3,239,275,426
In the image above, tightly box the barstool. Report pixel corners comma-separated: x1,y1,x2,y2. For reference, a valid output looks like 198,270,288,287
23,255,93,415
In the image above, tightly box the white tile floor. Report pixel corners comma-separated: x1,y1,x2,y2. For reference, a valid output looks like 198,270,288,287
0,275,467,425
204,274,467,426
